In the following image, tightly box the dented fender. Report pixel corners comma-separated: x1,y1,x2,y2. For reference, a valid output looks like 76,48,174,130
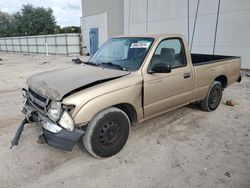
73,83,143,125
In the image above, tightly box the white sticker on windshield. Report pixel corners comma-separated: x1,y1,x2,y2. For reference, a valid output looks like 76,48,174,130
130,42,150,48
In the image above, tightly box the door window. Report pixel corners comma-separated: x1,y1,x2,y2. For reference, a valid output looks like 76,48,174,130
149,38,187,70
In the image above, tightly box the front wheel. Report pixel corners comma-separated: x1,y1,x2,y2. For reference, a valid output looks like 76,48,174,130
200,81,223,112
80,107,131,158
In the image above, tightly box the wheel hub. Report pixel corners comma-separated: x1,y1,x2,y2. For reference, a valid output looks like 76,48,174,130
99,121,121,145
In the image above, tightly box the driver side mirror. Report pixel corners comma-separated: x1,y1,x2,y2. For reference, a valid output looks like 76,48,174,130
149,63,171,74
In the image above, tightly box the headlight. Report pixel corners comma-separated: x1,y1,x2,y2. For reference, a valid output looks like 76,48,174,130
62,104,75,115
47,101,62,122
58,111,74,131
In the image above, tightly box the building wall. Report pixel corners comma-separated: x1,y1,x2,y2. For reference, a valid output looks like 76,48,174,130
105,0,124,38
81,0,124,53
82,0,105,16
81,12,108,52
124,0,250,69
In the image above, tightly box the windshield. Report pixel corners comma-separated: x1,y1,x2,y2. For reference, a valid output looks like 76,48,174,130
90,37,154,71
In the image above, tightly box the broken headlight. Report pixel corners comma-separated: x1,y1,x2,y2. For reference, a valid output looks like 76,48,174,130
47,101,62,122
58,111,74,131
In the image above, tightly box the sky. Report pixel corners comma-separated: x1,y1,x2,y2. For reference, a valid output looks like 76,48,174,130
0,0,82,27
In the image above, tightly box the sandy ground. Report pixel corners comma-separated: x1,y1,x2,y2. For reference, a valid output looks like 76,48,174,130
0,52,249,188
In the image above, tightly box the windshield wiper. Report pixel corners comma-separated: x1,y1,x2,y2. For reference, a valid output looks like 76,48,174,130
100,62,128,71
72,58,99,66
82,61,99,66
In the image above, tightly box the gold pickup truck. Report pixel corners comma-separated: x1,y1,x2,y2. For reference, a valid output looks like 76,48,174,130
11,34,241,158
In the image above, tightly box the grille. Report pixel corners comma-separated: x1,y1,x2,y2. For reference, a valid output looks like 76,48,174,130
27,88,49,112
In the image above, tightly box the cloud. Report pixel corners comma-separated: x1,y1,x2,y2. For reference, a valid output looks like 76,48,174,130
0,0,82,26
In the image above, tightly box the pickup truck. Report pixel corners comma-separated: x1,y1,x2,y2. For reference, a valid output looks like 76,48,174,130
11,34,241,158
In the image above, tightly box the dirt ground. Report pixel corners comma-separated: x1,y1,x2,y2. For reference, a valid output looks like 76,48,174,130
0,52,249,188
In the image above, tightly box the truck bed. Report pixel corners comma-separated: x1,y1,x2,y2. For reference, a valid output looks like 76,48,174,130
191,53,241,102
191,54,240,66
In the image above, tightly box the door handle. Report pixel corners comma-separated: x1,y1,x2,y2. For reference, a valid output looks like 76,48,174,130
183,73,191,79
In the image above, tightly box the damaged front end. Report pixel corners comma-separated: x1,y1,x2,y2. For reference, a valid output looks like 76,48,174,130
10,88,85,151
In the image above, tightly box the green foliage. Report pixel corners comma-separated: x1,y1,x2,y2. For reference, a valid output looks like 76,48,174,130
0,4,80,37
0,11,16,37
58,26,81,34
18,4,56,35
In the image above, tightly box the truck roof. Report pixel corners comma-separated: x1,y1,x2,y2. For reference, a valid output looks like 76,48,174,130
115,33,184,39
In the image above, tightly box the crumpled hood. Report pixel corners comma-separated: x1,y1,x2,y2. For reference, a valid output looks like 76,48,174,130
26,65,130,100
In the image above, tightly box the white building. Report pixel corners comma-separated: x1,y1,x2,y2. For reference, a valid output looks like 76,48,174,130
81,0,124,55
81,0,250,69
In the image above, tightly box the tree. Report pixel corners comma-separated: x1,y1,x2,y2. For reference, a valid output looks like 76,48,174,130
0,4,80,37
59,26,81,34
17,4,57,35
0,11,16,37
0,4,57,37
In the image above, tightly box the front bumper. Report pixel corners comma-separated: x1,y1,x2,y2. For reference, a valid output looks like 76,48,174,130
22,101,85,151
43,126,84,151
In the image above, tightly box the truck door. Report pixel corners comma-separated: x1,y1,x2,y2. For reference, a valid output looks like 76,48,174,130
143,38,194,118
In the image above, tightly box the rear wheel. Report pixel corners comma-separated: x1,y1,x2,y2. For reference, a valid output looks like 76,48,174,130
200,81,223,111
80,107,131,158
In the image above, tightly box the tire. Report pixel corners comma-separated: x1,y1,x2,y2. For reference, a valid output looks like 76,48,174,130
80,107,131,158
200,81,223,112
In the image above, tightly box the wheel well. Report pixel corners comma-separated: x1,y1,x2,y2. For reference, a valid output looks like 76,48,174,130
114,103,137,125
215,75,227,88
